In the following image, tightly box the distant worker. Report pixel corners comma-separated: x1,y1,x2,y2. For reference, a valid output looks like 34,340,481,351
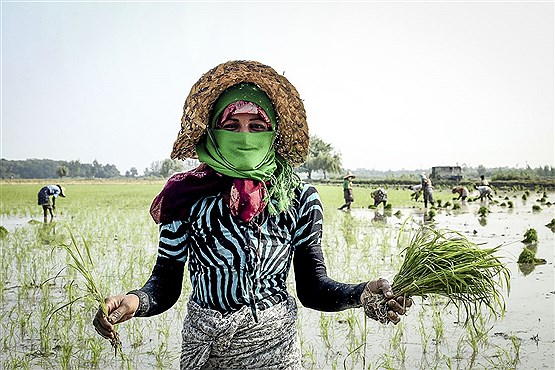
371,188,388,208
452,186,469,201
408,184,423,202
476,185,493,201
421,173,434,208
338,172,355,210
479,175,489,186
37,184,66,223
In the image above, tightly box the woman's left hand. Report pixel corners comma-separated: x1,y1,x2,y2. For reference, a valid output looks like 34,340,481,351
361,278,412,324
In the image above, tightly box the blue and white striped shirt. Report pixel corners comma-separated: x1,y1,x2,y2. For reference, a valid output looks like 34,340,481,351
134,182,366,317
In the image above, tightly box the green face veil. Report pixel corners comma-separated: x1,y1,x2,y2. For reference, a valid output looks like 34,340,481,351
196,83,278,181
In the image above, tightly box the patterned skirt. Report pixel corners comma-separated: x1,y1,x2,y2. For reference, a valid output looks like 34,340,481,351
180,295,301,370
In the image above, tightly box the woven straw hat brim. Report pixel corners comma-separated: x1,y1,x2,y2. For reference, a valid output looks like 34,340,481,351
170,60,309,166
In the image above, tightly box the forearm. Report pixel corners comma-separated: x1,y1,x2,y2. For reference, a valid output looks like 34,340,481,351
293,244,366,311
129,256,185,317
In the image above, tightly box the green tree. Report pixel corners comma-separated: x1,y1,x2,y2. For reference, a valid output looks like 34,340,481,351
300,136,342,179
56,165,68,179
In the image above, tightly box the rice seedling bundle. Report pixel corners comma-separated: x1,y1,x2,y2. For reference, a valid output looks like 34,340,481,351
363,225,510,327
58,225,122,355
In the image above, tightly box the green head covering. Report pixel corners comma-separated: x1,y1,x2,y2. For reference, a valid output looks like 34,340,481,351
197,83,301,214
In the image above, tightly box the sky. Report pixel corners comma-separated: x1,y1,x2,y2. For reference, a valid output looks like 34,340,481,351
2,1,553,175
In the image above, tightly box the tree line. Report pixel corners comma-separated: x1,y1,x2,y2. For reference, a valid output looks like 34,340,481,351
1,136,553,181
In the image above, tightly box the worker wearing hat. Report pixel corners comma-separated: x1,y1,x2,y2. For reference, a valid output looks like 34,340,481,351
37,184,66,223
338,171,356,210
93,60,411,369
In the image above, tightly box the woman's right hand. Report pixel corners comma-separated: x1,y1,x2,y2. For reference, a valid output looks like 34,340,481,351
93,294,139,340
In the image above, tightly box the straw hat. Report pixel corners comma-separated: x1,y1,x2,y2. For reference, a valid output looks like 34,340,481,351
57,185,66,197
170,60,309,167
343,171,356,179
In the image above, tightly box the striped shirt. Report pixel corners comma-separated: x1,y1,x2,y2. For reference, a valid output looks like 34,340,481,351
133,183,366,317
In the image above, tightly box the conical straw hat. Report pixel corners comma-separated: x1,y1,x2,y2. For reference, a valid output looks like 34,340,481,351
170,60,309,166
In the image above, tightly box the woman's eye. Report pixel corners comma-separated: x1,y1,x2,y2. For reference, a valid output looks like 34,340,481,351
221,122,239,131
250,122,269,132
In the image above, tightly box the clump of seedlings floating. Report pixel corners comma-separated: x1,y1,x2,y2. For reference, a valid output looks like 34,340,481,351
546,219,555,233
362,224,510,328
56,226,122,356
522,228,538,244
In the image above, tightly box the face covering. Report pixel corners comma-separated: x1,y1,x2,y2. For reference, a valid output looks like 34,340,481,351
197,129,277,181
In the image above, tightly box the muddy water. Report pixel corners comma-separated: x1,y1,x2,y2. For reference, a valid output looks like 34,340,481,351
304,195,554,369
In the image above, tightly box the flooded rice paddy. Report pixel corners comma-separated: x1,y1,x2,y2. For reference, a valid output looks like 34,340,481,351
0,184,553,369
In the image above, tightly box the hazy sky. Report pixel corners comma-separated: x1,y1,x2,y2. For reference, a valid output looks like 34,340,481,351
2,1,553,174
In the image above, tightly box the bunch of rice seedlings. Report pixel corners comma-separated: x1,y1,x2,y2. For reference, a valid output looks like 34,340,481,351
522,228,538,244
517,247,546,265
363,225,510,327
546,219,555,232
478,206,489,217
58,225,122,355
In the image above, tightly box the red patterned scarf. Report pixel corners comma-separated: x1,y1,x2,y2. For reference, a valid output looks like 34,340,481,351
150,164,267,224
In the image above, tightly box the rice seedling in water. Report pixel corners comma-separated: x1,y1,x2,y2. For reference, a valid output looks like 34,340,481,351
478,206,489,217
55,224,122,356
517,247,546,265
362,224,510,330
546,219,555,232
522,228,538,244
531,205,541,212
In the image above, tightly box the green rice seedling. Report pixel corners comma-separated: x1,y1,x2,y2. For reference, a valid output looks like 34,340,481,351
522,228,538,244
517,247,546,265
362,224,510,329
393,210,402,218
443,201,451,208
0,226,8,238
56,225,122,356
384,203,392,211
427,209,436,221
522,194,527,201
478,206,489,217
532,205,541,212
507,201,514,208
452,202,461,210
546,219,555,232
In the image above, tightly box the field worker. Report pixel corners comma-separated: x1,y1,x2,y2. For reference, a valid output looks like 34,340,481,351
479,174,489,186
408,183,422,202
371,188,388,208
452,186,469,201
92,60,411,369
37,184,66,223
476,185,493,201
420,173,435,208
338,171,356,210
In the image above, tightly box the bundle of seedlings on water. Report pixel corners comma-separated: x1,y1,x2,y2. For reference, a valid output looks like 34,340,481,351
546,219,555,233
362,225,510,328
517,247,546,265
522,228,538,244
57,226,122,356
478,206,489,217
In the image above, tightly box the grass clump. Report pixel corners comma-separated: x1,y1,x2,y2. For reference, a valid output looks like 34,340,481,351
0,225,8,238
517,247,546,265
363,225,510,328
546,219,555,232
478,206,489,217
522,228,538,244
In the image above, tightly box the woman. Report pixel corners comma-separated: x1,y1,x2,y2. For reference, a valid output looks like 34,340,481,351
338,172,355,210
37,184,65,223
93,61,410,369
371,188,388,208
421,173,434,208
452,186,469,201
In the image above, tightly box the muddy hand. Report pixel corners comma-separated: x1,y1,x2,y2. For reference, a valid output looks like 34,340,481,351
92,294,139,340
362,278,412,324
